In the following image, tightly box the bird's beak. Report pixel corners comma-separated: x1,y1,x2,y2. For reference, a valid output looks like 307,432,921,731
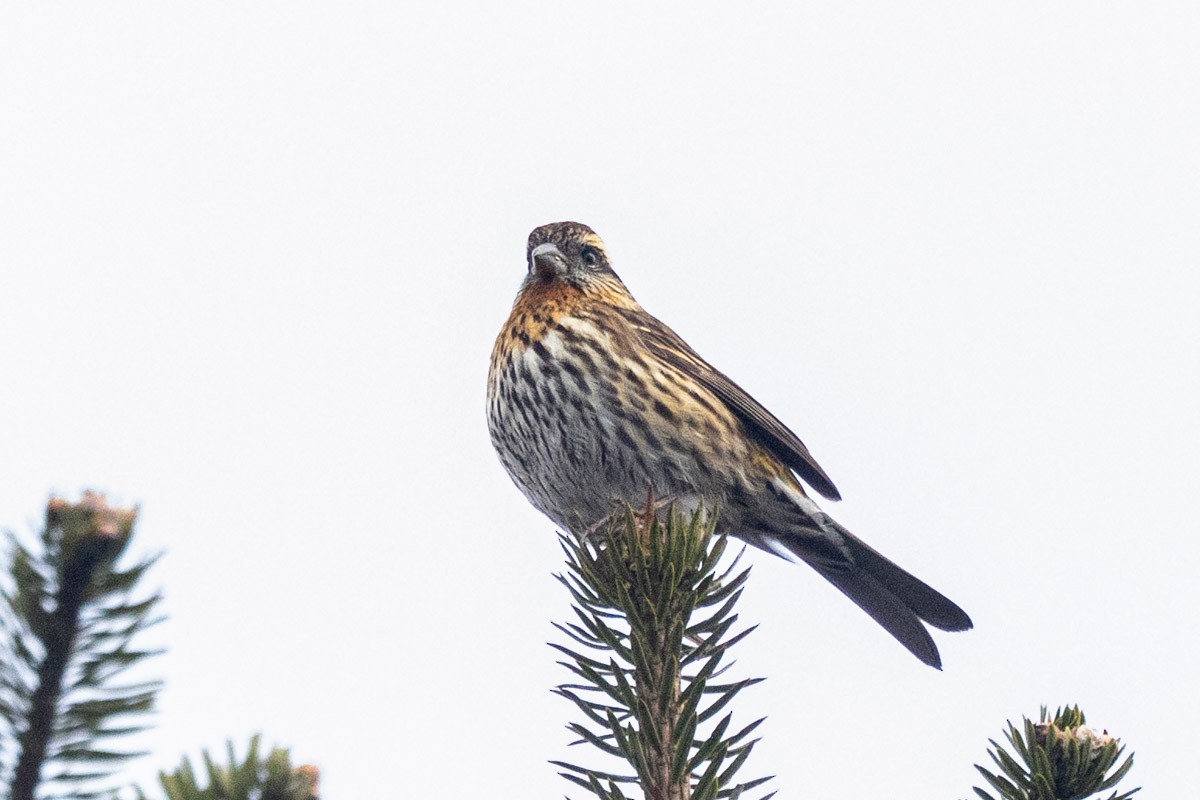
530,242,569,280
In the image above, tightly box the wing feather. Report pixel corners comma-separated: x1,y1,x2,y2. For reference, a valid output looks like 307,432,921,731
631,312,842,501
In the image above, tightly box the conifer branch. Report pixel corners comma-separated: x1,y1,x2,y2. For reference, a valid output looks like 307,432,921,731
137,735,320,800
551,502,772,800
972,705,1138,800
1,493,163,800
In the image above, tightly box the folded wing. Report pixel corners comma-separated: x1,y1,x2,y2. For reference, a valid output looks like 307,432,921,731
634,314,842,501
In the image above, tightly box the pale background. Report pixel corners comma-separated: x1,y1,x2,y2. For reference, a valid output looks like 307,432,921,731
1,3,1197,798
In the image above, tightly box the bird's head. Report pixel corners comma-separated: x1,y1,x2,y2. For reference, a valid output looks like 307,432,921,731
522,222,631,300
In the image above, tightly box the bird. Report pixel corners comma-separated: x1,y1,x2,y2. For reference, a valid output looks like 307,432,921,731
487,221,972,668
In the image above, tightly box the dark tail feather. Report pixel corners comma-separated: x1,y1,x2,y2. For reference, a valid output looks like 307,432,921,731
788,522,972,669
811,563,946,668
835,523,973,632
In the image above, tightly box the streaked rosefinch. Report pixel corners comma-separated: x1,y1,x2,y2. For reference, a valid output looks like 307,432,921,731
487,221,971,667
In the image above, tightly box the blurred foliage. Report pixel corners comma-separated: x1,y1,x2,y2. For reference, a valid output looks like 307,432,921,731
551,502,772,800
1,493,163,800
973,705,1138,800
137,735,318,800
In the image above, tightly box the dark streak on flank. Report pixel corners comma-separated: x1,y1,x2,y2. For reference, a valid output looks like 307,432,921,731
623,366,647,391
560,358,590,394
616,425,638,450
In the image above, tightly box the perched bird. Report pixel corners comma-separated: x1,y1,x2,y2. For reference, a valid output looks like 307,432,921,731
487,221,972,668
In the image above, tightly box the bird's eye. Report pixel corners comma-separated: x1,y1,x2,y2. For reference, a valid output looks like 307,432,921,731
581,247,600,267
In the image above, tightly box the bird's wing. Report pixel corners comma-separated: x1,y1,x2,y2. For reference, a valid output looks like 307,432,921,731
631,312,843,501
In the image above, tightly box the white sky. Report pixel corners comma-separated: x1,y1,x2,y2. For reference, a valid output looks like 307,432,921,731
1,2,1197,798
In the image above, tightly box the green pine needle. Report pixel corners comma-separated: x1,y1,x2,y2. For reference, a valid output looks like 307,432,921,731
139,735,318,800
972,706,1139,800
551,503,771,800
2,493,164,800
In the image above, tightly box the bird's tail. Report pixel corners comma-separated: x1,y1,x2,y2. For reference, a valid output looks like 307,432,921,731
789,521,972,669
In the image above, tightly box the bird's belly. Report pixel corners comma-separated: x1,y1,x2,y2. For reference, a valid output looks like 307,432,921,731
487,335,729,531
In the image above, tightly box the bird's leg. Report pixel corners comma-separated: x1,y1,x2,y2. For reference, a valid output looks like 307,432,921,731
633,486,679,541
636,485,658,533
580,512,614,541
